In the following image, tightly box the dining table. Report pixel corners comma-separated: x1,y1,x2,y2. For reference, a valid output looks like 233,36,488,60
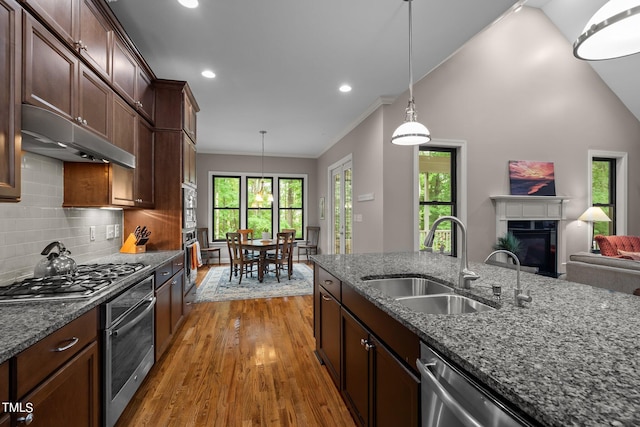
241,239,295,282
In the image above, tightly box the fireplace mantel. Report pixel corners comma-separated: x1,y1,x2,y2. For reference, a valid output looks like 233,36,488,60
491,195,570,274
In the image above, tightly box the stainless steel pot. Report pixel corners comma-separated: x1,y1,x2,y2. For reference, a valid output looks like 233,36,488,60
34,241,78,278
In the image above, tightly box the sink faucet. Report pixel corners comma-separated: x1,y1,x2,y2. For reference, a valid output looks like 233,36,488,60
484,249,532,307
424,216,479,289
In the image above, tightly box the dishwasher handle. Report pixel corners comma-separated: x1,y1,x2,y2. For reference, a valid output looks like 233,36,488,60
416,358,484,427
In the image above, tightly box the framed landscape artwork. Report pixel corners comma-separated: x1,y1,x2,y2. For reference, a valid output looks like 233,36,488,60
508,160,556,196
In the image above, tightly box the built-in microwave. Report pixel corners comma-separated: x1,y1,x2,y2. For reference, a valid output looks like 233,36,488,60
183,186,197,230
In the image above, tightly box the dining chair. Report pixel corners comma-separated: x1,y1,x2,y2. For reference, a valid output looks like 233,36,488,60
196,227,221,265
297,226,320,263
226,232,257,284
266,232,295,282
282,228,296,239
237,229,254,242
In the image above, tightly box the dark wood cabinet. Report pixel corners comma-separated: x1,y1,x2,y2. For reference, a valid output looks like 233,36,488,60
78,0,111,79
16,341,100,427
183,134,196,187
134,117,154,207
314,264,421,427
22,0,77,48
0,0,21,201
13,308,99,427
183,91,197,142
154,258,185,361
0,360,8,422
23,15,111,140
318,286,341,387
111,36,136,105
136,66,154,123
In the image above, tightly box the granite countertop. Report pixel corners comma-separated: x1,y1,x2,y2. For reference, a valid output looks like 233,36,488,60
312,252,640,427
0,250,182,364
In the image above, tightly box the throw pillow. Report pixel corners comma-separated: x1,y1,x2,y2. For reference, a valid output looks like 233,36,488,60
618,249,640,260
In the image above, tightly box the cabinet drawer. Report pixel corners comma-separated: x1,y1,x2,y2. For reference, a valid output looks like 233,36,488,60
0,360,8,407
172,254,185,272
317,267,341,301
16,308,98,398
155,260,173,288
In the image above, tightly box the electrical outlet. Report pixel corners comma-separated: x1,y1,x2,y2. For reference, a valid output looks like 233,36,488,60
90,226,96,242
114,224,120,238
106,225,115,240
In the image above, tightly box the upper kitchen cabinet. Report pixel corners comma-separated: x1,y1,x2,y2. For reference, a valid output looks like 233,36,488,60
21,0,112,80
0,0,21,201
155,80,199,137
182,88,197,143
23,15,111,140
111,37,155,124
135,118,154,207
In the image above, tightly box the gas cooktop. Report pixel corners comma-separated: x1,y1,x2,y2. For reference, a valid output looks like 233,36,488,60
0,263,147,302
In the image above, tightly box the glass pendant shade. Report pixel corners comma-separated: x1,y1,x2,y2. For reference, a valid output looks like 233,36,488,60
574,0,640,60
391,120,431,145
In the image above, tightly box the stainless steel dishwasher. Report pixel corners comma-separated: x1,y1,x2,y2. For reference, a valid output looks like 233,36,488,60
417,342,534,427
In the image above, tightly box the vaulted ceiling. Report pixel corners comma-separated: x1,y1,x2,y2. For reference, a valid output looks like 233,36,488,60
107,0,640,157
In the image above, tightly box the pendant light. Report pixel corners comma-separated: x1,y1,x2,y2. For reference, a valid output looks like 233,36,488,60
256,131,273,204
574,0,640,60
391,0,431,146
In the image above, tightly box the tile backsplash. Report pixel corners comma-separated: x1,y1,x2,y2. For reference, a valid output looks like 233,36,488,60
0,153,123,285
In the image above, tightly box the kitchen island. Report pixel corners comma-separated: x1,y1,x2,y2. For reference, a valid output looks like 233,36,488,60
312,251,640,427
0,250,182,364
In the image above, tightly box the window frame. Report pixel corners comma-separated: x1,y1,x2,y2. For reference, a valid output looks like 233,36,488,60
418,146,458,255
278,177,305,240
211,175,241,241
591,157,616,236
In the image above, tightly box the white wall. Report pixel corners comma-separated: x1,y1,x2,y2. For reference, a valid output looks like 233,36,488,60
318,7,640,263
0,153,123,285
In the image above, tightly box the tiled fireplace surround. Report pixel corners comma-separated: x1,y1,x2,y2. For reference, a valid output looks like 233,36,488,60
0,153,122,286
491,195,570,276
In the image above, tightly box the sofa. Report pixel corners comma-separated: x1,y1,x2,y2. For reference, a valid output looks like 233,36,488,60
565,235,640,294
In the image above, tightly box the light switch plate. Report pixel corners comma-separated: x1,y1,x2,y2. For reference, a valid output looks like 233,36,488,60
90,226,96,241
114,224,120,238
106,225,115,240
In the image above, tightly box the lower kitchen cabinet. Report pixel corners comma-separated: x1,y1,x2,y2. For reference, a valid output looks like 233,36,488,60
13,308,100,427
0,360,8,427
314,264,420,427
341,309,420,427
16,341,100,427
155,258,185,361
0,414,8,427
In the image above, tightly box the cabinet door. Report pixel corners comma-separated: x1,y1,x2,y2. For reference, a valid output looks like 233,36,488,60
112,37,136,104
183,92,196,141
155,280,171,361
135,118,154,207
318,287,341,387
372,336,420,427
16,341,100,427
182,133,196,186
341,309,370,427
23,15,78,121
170,270,184,333
22,0,78,46
136,66,154,123
0,0,21,200
78,64,111,140
78,0,111,79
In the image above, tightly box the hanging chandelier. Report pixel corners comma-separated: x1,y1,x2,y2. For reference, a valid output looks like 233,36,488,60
255,130,273,204
391,0,431,146
573,0,640,60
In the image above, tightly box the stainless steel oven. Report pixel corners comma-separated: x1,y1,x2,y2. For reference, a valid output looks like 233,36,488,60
183,185,197,230
103,275,156,427
184,229,197,290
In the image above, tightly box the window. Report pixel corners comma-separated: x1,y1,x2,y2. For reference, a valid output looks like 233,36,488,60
210,173,307,241
247,177,273,237
212,176,240,240
592,157,616,236
418,148,457,253
278,178,304,239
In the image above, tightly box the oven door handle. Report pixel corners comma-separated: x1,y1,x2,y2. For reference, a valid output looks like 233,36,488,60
112,297,156,337
416,358,484,427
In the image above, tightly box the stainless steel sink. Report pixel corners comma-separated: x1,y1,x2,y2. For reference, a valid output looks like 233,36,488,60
397,294,496,315
364,277,452,298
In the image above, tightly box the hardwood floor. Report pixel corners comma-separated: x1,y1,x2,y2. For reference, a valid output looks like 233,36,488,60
115,265,355,427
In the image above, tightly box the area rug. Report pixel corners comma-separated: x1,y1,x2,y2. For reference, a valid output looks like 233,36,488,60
195,264,313,302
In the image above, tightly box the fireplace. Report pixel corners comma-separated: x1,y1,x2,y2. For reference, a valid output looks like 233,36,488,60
508,220,557,277
491,195,569,276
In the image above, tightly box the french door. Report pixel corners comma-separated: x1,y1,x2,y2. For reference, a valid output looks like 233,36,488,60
329,156,352,254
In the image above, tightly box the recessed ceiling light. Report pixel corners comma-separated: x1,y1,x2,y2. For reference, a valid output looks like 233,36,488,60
178,0,198,8
339,84,352,93
201,70,216,79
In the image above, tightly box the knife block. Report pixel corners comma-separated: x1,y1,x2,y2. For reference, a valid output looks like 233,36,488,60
120,233,146,254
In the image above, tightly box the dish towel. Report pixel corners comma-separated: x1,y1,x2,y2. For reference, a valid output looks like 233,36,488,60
193,241,203,268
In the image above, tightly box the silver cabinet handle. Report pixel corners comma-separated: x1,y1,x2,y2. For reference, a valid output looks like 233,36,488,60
17,413,34,424
53,336,79,352
323,280,333,286
416,359,484,427
321,295,332,301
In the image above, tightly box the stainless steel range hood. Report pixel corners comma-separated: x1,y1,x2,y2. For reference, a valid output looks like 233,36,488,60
21,105,136,169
